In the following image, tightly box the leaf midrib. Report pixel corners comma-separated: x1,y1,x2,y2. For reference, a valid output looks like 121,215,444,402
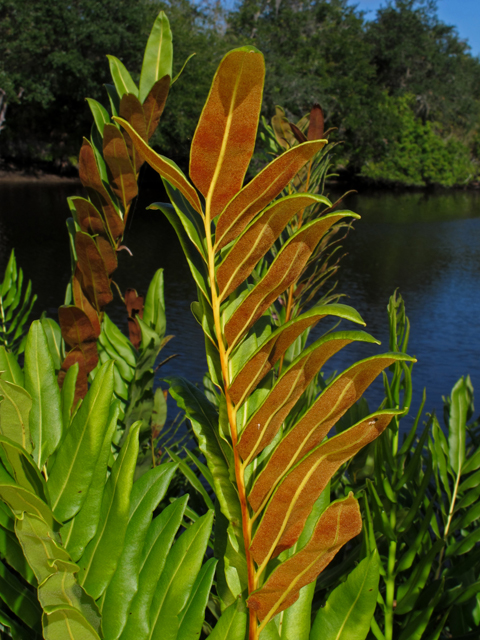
51,369,107,512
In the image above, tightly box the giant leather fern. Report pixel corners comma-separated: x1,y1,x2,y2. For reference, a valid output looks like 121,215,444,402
116,46,414,639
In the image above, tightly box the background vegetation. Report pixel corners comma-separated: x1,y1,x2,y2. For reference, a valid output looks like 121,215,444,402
1,0,480,186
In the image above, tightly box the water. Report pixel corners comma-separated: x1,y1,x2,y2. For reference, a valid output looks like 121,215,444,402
0,179,479,429
328,189,480,425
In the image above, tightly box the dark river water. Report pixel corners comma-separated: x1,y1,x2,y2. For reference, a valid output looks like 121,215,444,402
0,178,479,431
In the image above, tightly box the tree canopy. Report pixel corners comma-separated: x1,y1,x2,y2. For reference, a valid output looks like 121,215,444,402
1,0,479,186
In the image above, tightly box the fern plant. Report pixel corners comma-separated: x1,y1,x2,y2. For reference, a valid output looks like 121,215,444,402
60,10,191,408
258,104,354,322
117,45,414,639
54,11,195,471
0,250,36,356
0,321,215,640
327,293,480,640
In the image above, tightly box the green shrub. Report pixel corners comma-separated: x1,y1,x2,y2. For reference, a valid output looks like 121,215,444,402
361,94,477,187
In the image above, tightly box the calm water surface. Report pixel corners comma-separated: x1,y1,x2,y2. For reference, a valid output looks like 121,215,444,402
0,180,479,428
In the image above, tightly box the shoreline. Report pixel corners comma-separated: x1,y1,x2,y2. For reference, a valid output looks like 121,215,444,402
0,165,478,193
0,169,81,185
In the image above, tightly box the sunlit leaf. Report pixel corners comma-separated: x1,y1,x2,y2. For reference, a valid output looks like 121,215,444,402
176,557,217,640
248,495,362,624
190,46,265,219
38,571,102,636
448,376,469,474
208,599,247,640
217,194,330,301
0,381,32,452
47,361,114,522
24,322,62,468
214,140,326,250
139,11,173,103
0,436,45,498
228,304,364,406
118,496,188,640
60,362,78,429
101,463,178,639
78,423,140,599
86,98,110,136
250,410,400,564
248,354,414,510
310,551,379,640
148,510,214,640
41,318,63,372
61,402,119,562
115,116,203,215
237,331,379,463
107,55,138,99
14,512,67,583
143,269,166,338
225,214,358,347
42,605,101,640
0,346,23,387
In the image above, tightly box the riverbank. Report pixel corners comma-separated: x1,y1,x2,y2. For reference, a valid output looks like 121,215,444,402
1,161,479,192
0,170,81,185
0,158,80,185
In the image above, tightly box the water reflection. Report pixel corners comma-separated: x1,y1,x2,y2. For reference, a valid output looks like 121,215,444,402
329,189,480,421
0,180,478,427
0,181,82,316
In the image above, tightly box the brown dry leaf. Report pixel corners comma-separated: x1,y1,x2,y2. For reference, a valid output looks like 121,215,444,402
250,411,398,564
75,232,113,311
127,318,141,350
72,269,101,337
125,288,144,319
214,140,326,251
125,288,144,349
103,124,138,209
224,213,352,347
228,304,364,406
248,494,361,623
229,312,327,406
217,194,327,301
143,75,171,140
190,47,265,219
96,236,118,277
58,306,99,349
308,104,324,141
248,354,403,511
58,305,100,402
289,121,307,144
70,197,107,237
114,116,203,216
119,93,147,172
236,334,360,463
59,346,93,404
78,139,124,241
